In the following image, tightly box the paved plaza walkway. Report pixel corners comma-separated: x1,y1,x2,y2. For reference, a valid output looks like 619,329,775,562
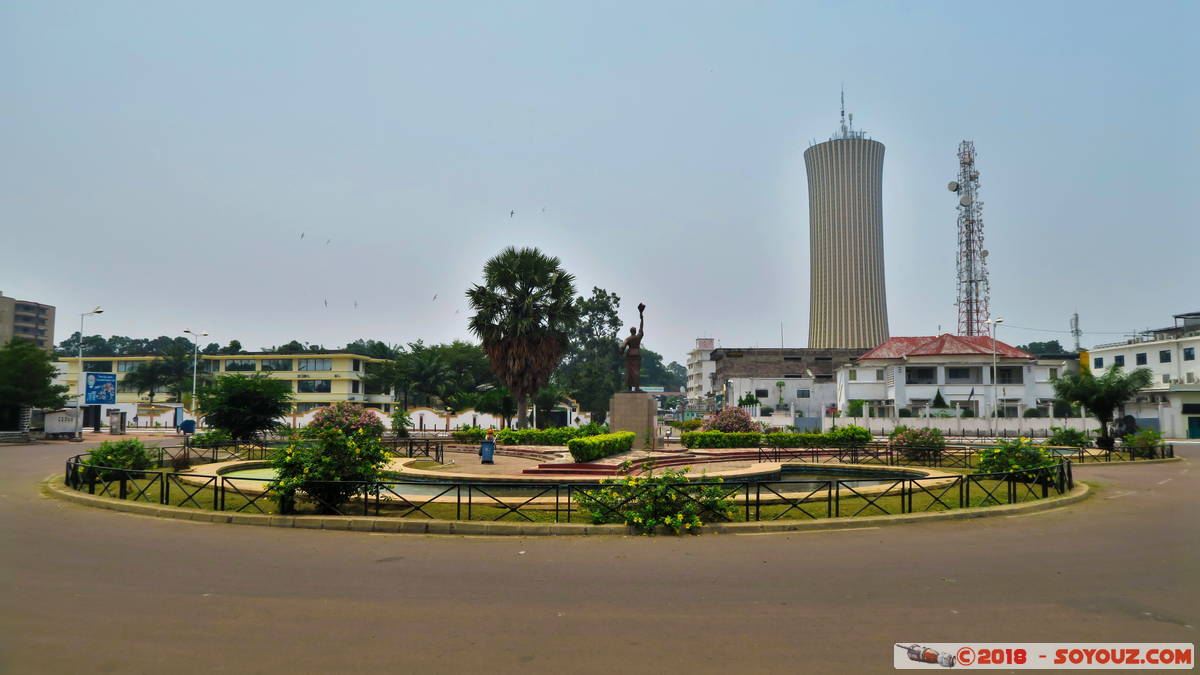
1,439,1195,674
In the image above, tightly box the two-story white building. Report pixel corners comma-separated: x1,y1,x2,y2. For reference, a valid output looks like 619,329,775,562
835,334,1074,418
1086,311,1200,439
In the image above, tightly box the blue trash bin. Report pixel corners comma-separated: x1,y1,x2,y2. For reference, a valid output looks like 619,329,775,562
480,439,495,464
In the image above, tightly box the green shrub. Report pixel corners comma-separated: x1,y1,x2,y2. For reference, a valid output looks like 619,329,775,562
679,418,703,431
959,409,976,418
1123,428,1164,459
898,408,913,418
452,426,487,443
83,439,155,479
390,409,411,437
680,431,762,449
976,437,1054,482
567,431,635,462
189,429,232,448
271,427,388,514
197,374,293,442
847,400,865,417
1046,426,1090,448
762,432,826,449
888,425,946,463
759,406,774,415
826,425,872,449
575,464,735,534
1022,408,1045,418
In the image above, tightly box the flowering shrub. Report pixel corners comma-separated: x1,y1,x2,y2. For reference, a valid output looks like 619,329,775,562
826,425,872,449
390,409,411,437
1123,428,1164,459
576,464,735,534
188,429,232,448
271,427,388,514
888,426,946,463
703,407,756,433
1047,426,1091,448
976,437,1054,482
308,402,385,439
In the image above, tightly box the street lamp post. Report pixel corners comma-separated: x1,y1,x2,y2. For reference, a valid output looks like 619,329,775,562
986,317,1005,437
76,306,104,440
183,330,208,424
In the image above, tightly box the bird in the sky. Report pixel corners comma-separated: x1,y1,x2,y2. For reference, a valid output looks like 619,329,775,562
300,232,305,239
324,299,328,308
510,210,515,218
541,207,546,213
325,239,331,245
432,294,438,301
354,300,358,309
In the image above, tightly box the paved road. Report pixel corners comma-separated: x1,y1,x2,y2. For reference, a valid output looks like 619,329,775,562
1,441,1195,674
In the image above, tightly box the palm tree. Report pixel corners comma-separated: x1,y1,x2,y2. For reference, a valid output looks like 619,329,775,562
1052,366,1154,449
122,361,169,405
407,351,452,407
158,342,205,403
467,247,578,429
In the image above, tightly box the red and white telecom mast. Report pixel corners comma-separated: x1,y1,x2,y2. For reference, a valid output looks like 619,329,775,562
948,141,989,336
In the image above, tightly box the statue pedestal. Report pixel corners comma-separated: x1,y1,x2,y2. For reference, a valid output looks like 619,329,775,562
609,391,656,450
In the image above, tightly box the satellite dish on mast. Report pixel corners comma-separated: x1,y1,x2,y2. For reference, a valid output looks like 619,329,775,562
947,181,959,192
959,195,973,207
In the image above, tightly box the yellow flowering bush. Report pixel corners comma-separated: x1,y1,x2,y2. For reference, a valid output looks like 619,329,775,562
575,462,735,534
976,437,1055,482
270,427,387,513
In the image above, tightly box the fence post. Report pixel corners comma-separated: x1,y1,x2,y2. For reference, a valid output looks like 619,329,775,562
119,473,127,500
743,482,750,522
833,481,840,518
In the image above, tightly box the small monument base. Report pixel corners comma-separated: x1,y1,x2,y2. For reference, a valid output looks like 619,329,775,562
609,391,656,450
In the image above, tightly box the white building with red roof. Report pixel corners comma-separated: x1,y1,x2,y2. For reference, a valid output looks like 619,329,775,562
835,334,1077,418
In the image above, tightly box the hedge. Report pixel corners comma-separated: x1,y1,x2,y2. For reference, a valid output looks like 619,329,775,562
451,424,610,446
762,432,826,449
680,431,762,449
567,432,636,462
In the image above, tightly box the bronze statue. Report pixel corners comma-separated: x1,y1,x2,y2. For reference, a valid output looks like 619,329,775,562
621,303,646,391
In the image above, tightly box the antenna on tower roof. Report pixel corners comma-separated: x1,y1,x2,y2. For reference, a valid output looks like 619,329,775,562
840,85,847,136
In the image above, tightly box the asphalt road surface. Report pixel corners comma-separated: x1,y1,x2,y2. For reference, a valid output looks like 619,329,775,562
2,440,1195,674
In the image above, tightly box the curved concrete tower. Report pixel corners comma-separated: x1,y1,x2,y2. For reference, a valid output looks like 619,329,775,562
804,132,889,349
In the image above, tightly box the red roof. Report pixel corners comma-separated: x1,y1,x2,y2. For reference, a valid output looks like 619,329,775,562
858,334,1033,360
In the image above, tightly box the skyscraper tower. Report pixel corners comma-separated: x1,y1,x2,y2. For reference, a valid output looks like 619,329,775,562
804,96,889,349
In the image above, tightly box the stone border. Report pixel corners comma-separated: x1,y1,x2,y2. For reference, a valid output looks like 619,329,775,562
43,474,1090,536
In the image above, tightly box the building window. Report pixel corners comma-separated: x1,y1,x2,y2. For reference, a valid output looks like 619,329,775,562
297,358,332,371
297,379,332,393
83,360,112,373
294,402,328,414
117,360,145,372
1187,372,1196,383
352,359,361,372
1049,368,1058,380
225,359,256,372
1093,357,1103,369
1135,353,1147,365
796,389,811,398
1159,350,1172,363
905,367,936,385
261,359,293,372
995,366,1023,385
848,369,857,381
351,380,360,394
754,389,769,399
946,367,981,384
1162,374,1171,384
875,368,884,380
1114,355,1125,367
1184,347,1195,361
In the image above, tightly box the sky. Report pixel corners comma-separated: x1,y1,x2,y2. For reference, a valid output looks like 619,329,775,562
3,1,1197,364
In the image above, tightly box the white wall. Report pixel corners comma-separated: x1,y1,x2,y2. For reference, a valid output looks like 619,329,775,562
820,416,1099,437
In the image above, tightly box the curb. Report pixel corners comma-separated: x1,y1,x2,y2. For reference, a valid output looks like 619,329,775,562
43,475,1090,536
1073,457,1183,467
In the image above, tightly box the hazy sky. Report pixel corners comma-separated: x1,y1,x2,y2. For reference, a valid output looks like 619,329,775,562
4,1,1197,363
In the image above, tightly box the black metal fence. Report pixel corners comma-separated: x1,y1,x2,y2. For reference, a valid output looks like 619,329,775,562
63,450,1073,525
754,443,1175,467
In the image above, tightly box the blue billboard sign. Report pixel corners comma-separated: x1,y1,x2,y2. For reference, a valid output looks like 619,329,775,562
85,372,117,405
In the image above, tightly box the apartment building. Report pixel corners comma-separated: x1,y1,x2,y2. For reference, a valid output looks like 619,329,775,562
0,292,55,350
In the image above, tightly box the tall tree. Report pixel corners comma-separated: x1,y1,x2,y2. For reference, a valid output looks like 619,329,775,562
0,339,70,429
466,246,578,429
221,340,243,355
197,374,293,442
1052,366,1154,449
554,287,622,422
1016,340,1067,355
